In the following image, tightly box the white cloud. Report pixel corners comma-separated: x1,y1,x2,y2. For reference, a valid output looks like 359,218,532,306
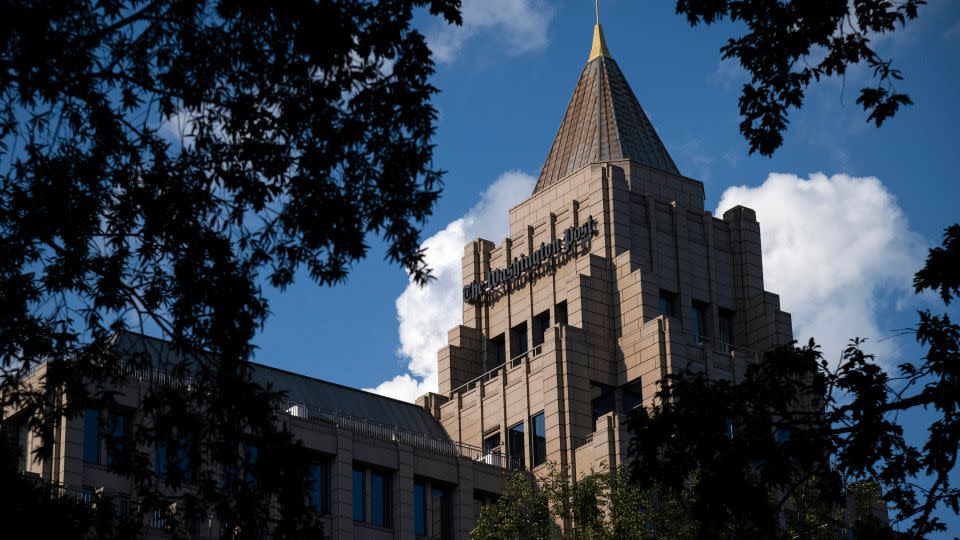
427,0,554,63
365,171,536,402
716,172,926,362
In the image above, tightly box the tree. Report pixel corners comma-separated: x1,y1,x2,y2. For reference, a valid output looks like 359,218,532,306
471,466,697,540
627,224,960,538
675,0,925,155
0,0,461,537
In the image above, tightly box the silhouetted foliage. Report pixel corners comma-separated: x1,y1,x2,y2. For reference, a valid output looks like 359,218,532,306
675,0,924,155
627,223,960,538
0,0,461,538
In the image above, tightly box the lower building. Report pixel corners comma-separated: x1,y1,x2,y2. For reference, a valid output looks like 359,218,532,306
4,332,507,539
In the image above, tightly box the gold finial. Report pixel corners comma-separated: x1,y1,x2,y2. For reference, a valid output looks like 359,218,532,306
588,1,610,62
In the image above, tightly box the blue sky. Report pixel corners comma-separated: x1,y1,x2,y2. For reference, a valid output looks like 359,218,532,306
254,1,958,531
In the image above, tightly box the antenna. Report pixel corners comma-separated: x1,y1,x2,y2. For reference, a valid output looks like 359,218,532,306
595,0,600,25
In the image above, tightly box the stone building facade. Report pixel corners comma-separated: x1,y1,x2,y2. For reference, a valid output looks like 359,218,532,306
423,23,793,480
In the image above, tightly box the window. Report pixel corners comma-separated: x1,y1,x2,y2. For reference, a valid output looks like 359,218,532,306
308,460,330,514
352,468,365,521
106,411,128,467
415,480,451,539
15,422,28,472
414,482,426,536
244,443,259,488
718,309,734,352
531,413,547,467
483,431,500,454
591,384,615,425
692,301,708,344
431,486,451,539
510,322,528,361
83,408,101,464
156,432,197,484
508,422,525,469
489,333,506,367
370,470,391,527
659,290,677,318
622,380,644,411
532,310,550,348
354,466,392,528
555,301,568,326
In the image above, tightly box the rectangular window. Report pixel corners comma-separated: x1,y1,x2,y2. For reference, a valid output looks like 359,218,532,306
659,291,677,318
483,432,500,455
591,384,616,425
15,422,28,472
622,380,644,411
370,470,391,527
414,481,426,536
83,408,100,464
692,302,708,344
431,486,451,539
531,413,547,467
532,310,550,347
555,301,568,326
508,422,525,469
489,333,506,367
244,443,259,488
157,435,196,483
352,468,365,521
510,322,528,361
308,460,330,514
718,309,734,352
106,411,128,467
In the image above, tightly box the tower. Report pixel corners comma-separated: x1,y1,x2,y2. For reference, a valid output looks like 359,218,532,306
421,20,793,480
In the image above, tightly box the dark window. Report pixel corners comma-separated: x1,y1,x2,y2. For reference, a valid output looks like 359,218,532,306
308,460,330,514
531,413,547,467
555,301,568,326
414,481,426,536
352,468,365,521
431,486,451,539
483,432,500,455
83,408,100,464
244,443,259,488
156,433,196,484
692,302,708,344
622,380,643,411
15,422,27,472
106,411,128,467
532,310,550,347
370,470,391,527
510,322,528,360
508,422,525,468
591,384,616,425
488,333,506,367
718,309,734,352
659,291,677,318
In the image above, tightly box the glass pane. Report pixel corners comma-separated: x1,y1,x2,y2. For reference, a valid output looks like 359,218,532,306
155,442,167,477
83,408,100,464
16,423,27,472
432,487,450,539
532,413,547,466
352,468,365,521
508,423,524,468
414,482,426,535
106,412,127,466
244,444,259,488
483,432,500,454
370,471,390,527
309,461,328,513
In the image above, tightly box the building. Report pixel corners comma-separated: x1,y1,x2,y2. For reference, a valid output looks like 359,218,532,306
3,19,793,540
421,21,792,480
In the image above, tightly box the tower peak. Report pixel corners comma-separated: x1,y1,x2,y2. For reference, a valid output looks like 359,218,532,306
588,24,610,62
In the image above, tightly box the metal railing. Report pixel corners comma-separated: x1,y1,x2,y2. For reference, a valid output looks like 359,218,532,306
277,400,522,470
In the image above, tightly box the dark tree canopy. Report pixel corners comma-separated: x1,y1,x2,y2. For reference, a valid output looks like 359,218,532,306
628,224,960,538
0,1,460,538
676,0,924,155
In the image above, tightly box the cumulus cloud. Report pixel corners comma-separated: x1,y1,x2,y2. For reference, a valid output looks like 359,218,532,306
716,172,926,362
427,0,554,63
365,171,536,402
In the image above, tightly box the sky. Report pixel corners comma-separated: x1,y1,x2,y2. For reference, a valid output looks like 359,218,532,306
253,1,959,532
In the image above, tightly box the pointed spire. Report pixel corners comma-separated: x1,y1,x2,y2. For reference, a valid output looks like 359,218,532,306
588,1,610,62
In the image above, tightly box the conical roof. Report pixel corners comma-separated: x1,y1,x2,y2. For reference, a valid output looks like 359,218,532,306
533,25,679,194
